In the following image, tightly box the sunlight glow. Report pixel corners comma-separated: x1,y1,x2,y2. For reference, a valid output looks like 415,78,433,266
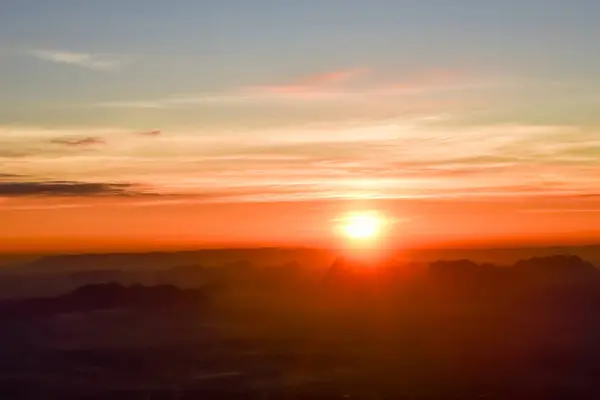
338,211,387,241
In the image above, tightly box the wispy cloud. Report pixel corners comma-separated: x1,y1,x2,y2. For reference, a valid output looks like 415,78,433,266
28,49,125,71
50,137,106,147
0,127,129,157
0,173,21,179
0,180,138,197
242,67,369,95
3,119,600,205
135,130,162,137
96,67,487,108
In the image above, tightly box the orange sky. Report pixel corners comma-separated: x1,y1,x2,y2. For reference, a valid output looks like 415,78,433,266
3,195,600,253
3,2,600,253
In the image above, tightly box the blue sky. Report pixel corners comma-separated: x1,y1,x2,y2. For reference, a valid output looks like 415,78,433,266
2,1,600,248
2,0,600,109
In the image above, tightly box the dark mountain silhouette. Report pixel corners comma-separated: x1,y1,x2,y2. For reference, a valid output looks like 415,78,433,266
427,254,600,293
3,248,336,273
0,283,207,319
1,254,600,398
514,254,600,285
429,258,503,285
6,244,600,274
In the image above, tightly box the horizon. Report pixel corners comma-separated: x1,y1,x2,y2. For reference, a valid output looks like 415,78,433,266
4,240,600,258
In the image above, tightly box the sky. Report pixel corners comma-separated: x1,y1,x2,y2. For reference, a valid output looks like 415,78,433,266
2,0,600,252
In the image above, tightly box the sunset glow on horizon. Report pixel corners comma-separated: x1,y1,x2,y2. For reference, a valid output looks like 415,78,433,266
2,1,600,252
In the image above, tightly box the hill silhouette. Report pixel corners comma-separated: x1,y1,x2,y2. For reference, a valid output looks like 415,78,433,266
0,254,600,398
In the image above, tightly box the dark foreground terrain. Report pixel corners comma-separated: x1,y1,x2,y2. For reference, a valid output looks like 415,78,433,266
2,254,600,398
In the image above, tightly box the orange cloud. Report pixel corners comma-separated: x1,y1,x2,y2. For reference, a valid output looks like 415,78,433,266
298,68,368,86
240,67,482,99
97,67,488,107
244,67,369,95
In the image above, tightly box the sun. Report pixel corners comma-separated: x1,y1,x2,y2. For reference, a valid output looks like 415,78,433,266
338,212,386,240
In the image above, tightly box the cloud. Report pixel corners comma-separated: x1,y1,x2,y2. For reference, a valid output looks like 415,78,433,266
0,150,29,158
299,68,368,86
0,180,138,197
95,68,370,108
136,130,162,137
28,49,125,71
244,67,369,95
50,137,106,147
96,67,489,108
3,120,600,204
